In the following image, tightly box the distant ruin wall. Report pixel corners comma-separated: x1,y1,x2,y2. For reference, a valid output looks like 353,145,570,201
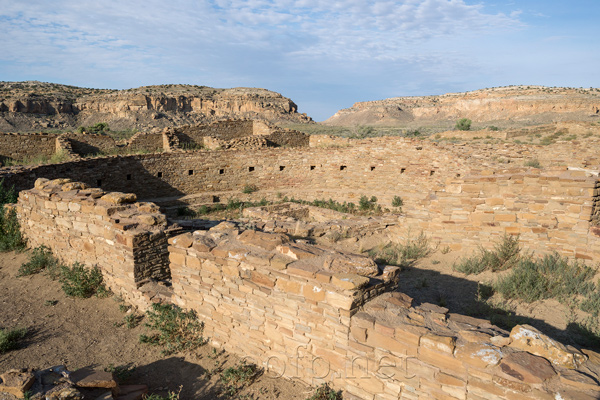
0,133,57,162
61,132,116,156
15,179,170,307
126,132,164,153
3,137,600,260
176,120,255,145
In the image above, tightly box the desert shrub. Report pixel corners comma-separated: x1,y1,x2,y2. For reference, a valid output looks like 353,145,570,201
0,180,24,252
488,126,499,131
455,118,472,131
0,327,27,354
454,234,521,275
581,282,600,316
18,245,61,277
392,195,404,208
139,303,206,355
219,360,261,397
59,263,108,298
241,184,258,194
494,253,596,303
369,231,432,266
524,159,541,168
306,383,342,400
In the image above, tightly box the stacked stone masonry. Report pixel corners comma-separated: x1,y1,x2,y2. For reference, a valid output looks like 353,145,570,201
15,178,171,308
12,182,600,399
3,136,599,260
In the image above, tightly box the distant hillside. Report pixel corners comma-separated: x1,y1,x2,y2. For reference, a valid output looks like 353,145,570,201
323,86,600,129
0,81,313,132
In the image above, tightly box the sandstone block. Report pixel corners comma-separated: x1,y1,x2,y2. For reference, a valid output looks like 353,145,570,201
0,369,35,398
454,342,503,368
558,369,600,391
386,292,413,309
509,324,585,369
70,367,117,388
420,333,456,354
499,351,556,384
238,230,289,250
331,273,370,290
100,192,137,205
168,233,194,248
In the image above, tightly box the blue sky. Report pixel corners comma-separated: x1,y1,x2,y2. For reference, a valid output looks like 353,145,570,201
0,0,598,121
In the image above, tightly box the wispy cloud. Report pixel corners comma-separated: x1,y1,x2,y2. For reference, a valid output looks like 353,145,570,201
1,0,596,120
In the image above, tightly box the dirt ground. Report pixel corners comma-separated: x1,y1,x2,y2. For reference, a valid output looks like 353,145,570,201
0,250,311,400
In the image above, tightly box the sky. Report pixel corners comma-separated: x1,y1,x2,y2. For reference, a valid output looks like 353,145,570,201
0,1,599,121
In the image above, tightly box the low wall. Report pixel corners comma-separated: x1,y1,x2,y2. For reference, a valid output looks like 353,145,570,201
16,178,170,307
61,132,116,156
127,131,164,152
13,181,600,399
167,228,600,399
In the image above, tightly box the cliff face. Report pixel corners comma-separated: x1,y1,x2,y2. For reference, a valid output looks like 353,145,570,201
324,86,600,127
0,82,312,132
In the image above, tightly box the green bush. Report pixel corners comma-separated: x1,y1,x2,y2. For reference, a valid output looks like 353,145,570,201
369,232,432,266
18,245,61,277
139,303,206,355
0,327,27,354
454,234,521,275
392,196,404,208
59,263,108,298
306,383,342,400
241,184,258,194
219,360,260,397
494,253,596,303
524,159,541,168
455,118,472,131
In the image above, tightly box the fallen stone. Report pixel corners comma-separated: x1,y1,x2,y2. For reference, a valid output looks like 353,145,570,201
237,230,289,251
62,182,89,191
509,324,585,369
191,235,216,253
499,351,556,384
454,342,503,368
100,192,137,205
168,233,193,248
0,369,35,398
34,178,50,189
70,367,117,389
45,383,82,400
135,215,156,225
386,292,413,309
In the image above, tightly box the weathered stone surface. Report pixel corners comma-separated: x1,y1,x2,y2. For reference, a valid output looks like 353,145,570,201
46,386,83,400
168,233,194,248
115,385,148,400
454,342,503,368
70,368,117,388
509,324,585,369
558,369,600,391
386,292,413,309
331,273,370,290
325,253,379,277
0,369,35,398
238,230,289,251
499,351,556,383
100,192,137,205
62,182,89,191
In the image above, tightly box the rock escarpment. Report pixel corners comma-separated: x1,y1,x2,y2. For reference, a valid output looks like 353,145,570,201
324,86,600,128
0,81,312,132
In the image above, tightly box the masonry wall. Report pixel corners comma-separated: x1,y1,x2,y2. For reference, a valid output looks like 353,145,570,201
16,179,170,307
0,133,57,162
127,132,164,153
2,136,599,260
168,230,600,400
61,132,117,156
176,120,255,145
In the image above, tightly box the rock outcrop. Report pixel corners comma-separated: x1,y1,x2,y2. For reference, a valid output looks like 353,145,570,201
324,85,600,128
0,81,312,132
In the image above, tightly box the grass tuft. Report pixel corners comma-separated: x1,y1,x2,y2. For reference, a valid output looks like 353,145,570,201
454,234,521,275
0,327,28,354
219,360,261,397
305,383,343,400
139,303,206,355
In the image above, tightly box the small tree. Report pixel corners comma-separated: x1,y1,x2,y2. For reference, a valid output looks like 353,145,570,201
455,118,472,131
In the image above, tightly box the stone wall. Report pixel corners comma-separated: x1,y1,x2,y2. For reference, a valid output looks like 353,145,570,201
13,182,600,399
0,133,57,162
167,228,600,400
2,136,599,260
126,131,164,153
175,120,255,145
15,178,170,307
61,133,116,156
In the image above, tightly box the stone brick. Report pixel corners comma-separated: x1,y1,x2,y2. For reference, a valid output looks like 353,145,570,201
499,351,556,384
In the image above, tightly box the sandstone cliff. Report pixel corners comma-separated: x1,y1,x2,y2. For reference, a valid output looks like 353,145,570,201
324,86,600,128
0,81,312,132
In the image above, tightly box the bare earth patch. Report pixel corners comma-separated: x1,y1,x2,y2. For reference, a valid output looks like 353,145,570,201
0,250,310,400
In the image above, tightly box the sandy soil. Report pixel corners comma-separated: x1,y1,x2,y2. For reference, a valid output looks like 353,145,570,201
0,250,311,400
